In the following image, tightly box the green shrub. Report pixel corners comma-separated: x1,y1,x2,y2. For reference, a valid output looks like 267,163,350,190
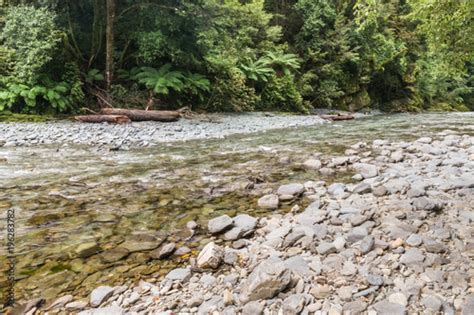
259,74,308,113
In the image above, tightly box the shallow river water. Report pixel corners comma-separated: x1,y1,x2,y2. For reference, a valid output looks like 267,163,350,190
1,113,473,303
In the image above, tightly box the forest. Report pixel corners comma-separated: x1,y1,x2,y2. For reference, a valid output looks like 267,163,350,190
0,0,473,114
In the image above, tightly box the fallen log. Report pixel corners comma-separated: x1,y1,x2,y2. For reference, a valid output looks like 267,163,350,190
320,114,355,121
100,108,181,122
74,115,131,124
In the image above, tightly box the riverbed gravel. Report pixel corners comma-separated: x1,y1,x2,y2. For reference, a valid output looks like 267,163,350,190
0,113,326,148
36,132,474,315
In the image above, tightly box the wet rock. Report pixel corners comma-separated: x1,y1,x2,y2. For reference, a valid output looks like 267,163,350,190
118,233,164,253
197,242,224,269
174,246,191,256
101,247,130,263
75,242,101,258
240,259,291,302
90,286,114,307
208,215,234,234
354,163,378,179
165,268,191,282
151,243,176,259
258,194,279,209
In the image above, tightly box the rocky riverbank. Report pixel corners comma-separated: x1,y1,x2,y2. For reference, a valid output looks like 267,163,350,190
0,113,326,148
28,133,474,315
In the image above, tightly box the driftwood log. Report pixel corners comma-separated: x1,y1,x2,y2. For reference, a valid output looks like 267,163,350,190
100,108,181,122
320,114,355,121
74,115,131,124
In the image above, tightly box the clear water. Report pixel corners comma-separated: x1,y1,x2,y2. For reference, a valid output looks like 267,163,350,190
0,112,473,302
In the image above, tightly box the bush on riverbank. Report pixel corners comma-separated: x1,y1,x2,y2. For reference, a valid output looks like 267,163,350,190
0,1,473,114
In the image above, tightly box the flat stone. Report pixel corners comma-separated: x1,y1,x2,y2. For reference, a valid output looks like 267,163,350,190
101,247,130,263
90,286,114,307
258,194,279,209
79,306,125,315
239,260,291,302
208,215,234,234
75,242,101,258
47,295,73,310
65,301,88,310
366,274,384,286
165,268,191,282
224,214,258,240
372,185,387,197
284,255,311,278
151,243,176,259
197,242,224,269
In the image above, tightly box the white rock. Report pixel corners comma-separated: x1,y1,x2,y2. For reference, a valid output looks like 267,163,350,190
197,242,224,269
90,286,114,307
257,194,279,209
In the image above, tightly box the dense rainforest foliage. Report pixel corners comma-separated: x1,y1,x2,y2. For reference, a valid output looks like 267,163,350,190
0,0,472,114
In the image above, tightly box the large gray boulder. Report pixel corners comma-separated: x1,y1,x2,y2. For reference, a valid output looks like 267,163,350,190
239,259,291,302
224,214,258,240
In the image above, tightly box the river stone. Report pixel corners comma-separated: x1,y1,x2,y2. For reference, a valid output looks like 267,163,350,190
47,295,73,310
328,183,346,196
79,306,125,315
422,295,443,312
400,248,425,265
360,235,375,254
389,293,408,306
372,300,406,315
224,214,258,240
65,301,88,310
332,156,350,166
347,226,369,243
277,183,304,196
208,215,234,234
354,163,378,179
197,242,224,269
343,301,367,315
391,150,404,162
165,268,191,282
303,159,322,170
317,241,337,255
413,197,443,211
353,182,372,194
406,234,423,247
242,301,264,315
282,294,307,315
417,137,432,144
240,259,291,302
461,294,474,315
90,286,114,307
373,185,387,196
151,243,176,259
258,194,279,209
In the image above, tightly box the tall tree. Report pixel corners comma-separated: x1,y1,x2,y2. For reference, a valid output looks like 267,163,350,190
105,0,115,91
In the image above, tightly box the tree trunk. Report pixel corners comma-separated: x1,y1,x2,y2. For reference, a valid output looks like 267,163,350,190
100,108,181,122
105,0,116,91
74,115,131,124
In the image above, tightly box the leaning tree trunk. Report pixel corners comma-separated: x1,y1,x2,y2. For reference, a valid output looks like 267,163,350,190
105,0,116,91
